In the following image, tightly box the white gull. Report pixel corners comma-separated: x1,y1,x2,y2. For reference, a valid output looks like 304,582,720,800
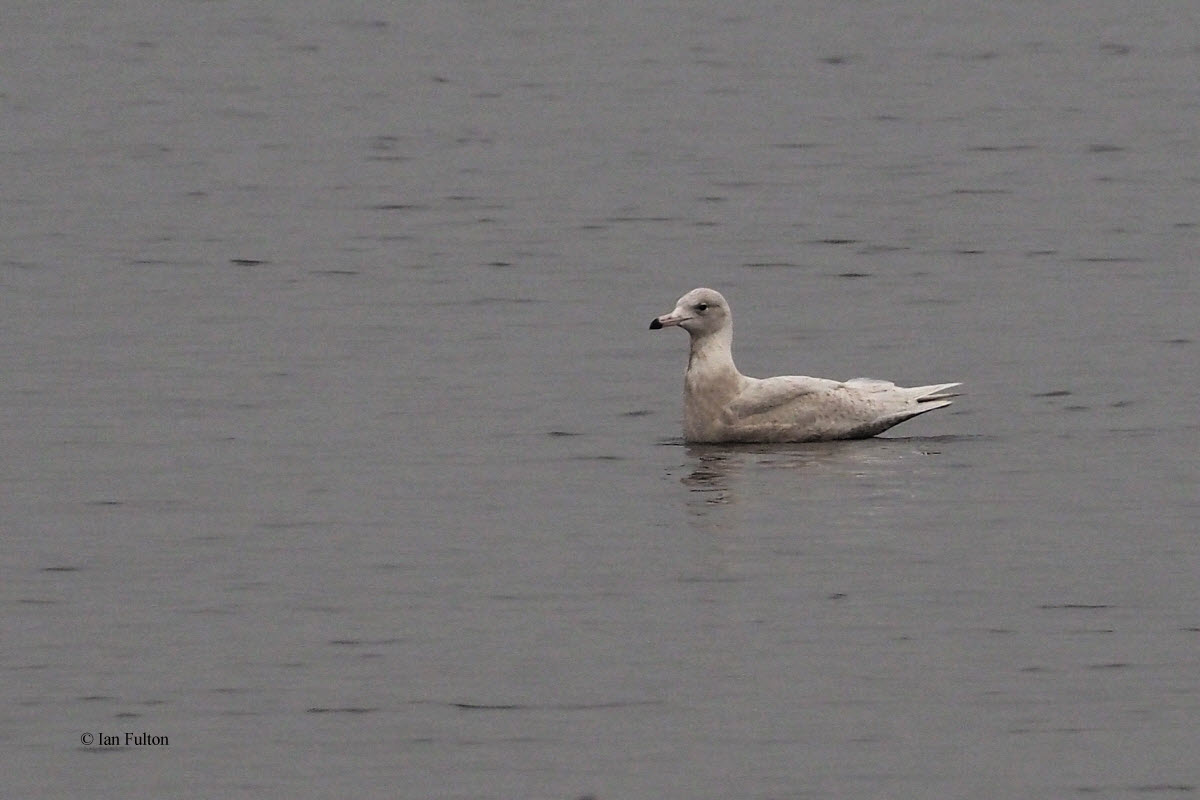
649,288,961,443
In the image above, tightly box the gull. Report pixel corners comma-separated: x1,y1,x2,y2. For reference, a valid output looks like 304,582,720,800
649,288,960,443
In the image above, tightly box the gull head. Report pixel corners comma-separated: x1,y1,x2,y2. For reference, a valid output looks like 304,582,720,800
649,287,730,337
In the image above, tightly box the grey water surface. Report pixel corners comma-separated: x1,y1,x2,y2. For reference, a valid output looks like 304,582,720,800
3,2,1197,798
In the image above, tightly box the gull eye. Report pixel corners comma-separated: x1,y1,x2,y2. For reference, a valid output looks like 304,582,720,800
695,302,708,312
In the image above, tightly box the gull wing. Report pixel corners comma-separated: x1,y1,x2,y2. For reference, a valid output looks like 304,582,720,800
725,375,840,420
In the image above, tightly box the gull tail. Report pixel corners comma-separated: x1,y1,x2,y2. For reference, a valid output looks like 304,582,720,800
902,383,962,418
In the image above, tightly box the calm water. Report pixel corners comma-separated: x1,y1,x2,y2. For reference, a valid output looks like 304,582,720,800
3,2,1197,798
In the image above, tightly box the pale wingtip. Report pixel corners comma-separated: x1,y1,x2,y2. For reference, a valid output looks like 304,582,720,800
917,382,963,402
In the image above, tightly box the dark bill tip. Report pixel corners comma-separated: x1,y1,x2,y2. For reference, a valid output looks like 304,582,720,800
649,318,663,330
